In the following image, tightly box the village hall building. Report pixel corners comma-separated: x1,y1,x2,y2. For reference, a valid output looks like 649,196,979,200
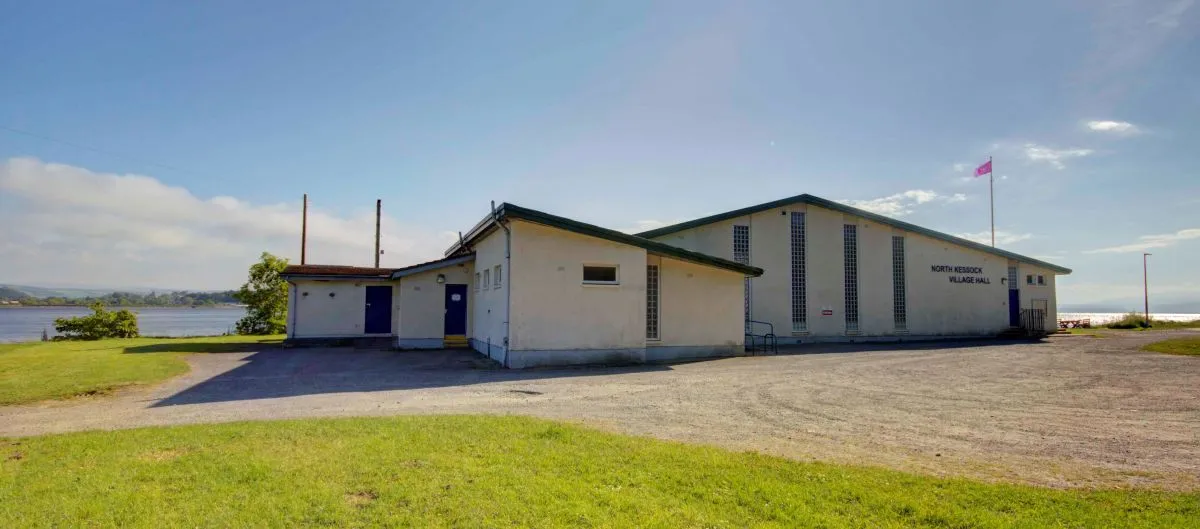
281,194,1070,368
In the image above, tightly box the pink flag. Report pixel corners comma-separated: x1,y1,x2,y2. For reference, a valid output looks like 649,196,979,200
974,159,992,177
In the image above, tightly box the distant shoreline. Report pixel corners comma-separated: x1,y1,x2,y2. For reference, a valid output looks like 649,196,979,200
0,304,246,309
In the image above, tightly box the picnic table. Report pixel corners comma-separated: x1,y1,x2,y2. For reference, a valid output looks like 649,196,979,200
1058,318,1092,329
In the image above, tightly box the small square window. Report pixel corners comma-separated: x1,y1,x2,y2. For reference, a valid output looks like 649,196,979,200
474,272,480,291
583,265,618,284
494,265,502,288
1026,275,1034,285
1037,275,1045,286
483,269,490,289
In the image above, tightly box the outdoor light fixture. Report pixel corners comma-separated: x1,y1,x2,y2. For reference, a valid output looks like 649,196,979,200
436,274,446,284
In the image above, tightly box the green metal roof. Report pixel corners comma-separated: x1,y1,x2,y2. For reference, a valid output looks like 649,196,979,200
635,193,1072,275
447,203,764,277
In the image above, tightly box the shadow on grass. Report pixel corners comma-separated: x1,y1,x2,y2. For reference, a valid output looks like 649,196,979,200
124,340,283,354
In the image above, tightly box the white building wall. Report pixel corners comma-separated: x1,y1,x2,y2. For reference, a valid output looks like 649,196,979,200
507,220,647,366
653,255,744,356
395,262,474,348
470,229,509,363
1017,263,1058,330
647,202,1052,340
902,231,1009,336
289,279,399,338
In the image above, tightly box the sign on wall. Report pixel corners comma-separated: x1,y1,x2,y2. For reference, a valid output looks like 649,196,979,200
930,265,991,285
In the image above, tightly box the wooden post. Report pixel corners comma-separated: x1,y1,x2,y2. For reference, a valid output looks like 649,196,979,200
375,199,382,268
301,193,308,265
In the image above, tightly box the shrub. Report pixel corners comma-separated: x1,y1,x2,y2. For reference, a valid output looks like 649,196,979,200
53,303,140,340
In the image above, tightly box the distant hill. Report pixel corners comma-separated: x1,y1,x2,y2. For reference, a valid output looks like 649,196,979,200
0,284,129,299
0,286,29,300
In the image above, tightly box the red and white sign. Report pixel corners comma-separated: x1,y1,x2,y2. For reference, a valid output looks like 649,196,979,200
821,309,834,316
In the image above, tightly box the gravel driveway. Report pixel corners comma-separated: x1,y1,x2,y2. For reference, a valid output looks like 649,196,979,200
2,332,1198,489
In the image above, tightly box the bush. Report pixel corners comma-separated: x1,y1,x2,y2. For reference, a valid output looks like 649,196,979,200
53,303,140,340
1104,313,1150,329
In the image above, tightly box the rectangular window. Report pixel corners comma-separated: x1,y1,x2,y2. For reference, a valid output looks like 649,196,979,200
734,225,751,331
583,265,618,284
1037,275,1045,286
646,265,660,340
494,265,502,288
1026,274,1034,285
844,224,859,332
483,269,490,289
892,236,906,331
1007,266,1019,291
474,272,480,291
790,212,807,332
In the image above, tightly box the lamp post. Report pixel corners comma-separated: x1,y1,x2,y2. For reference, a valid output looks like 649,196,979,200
1143,253,1152,326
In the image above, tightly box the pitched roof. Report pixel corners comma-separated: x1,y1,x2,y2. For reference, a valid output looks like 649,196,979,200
635,193,1072,275
280,265,394,280
446,203,763,277
389,253,475,280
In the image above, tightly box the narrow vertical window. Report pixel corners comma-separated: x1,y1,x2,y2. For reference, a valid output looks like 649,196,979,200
494,265,502,288
733,225,751,331
790,212,807,332
483,269,490,289
474,272,480,291
646,265,660,340
843,224,859,332
892,236,906,331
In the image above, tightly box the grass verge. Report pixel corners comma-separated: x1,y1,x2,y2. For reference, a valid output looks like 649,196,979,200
1143,338,1200,356
1,416,1197,528
0,335,281,405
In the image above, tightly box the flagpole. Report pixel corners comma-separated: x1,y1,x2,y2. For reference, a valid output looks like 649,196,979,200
989,155,995,247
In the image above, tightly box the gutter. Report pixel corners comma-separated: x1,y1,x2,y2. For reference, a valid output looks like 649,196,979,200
490,201,512,368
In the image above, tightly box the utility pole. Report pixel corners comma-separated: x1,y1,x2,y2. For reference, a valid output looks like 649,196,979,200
1143,253,1152,326
374,199,382,268
301,193,308,265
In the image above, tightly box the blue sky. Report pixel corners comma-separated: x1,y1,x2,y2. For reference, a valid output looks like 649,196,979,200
1,0,1198,309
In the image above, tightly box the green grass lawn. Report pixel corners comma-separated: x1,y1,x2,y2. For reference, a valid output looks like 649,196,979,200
0,416,1196,528
1143,337,1200,356
0,335,281,405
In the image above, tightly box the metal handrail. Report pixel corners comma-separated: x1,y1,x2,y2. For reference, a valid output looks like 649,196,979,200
745,320,778,355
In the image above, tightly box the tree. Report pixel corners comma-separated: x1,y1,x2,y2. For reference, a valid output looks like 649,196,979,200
53,302,140,340
234,252,289,335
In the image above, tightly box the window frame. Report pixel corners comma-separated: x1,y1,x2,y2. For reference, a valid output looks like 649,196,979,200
494,264,502,289
582,264,620,285
474,272,481,291
646,264,660,340
1026,274,1034,285
1037,274,1045,286
482,268,490,289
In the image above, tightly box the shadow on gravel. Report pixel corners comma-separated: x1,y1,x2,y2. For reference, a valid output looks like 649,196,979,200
151,348,669,407
124,340,284,354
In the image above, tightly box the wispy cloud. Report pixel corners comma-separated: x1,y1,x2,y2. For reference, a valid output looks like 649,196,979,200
1023,143,1094,169
839,190,967,217
955,231,1033,246
1079,0,1196,108
1084,228,1200,253
0,158,456,289
1085,120,1142,135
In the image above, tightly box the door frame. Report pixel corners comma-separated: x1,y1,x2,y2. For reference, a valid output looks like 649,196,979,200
363,285,393,335
443,284,468,336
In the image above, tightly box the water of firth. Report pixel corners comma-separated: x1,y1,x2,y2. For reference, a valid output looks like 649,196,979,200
0,306,246,342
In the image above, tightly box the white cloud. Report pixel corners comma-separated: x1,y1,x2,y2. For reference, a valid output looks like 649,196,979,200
952,162,970,173
1078,0,1195,108
1149,0,1195,28
1022,143,1094,169
1084,228,1200,253
955,231,1034,246
1085,120,1141,135
839,190,967,217
0,158,457,289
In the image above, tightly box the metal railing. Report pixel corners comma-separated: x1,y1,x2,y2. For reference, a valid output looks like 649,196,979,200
745,320,777,355
1019,308,1048,336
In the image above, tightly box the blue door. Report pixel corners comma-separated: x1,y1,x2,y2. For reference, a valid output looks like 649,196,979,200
364,286,392,334
444,284,468,335
1008,289,1020,327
